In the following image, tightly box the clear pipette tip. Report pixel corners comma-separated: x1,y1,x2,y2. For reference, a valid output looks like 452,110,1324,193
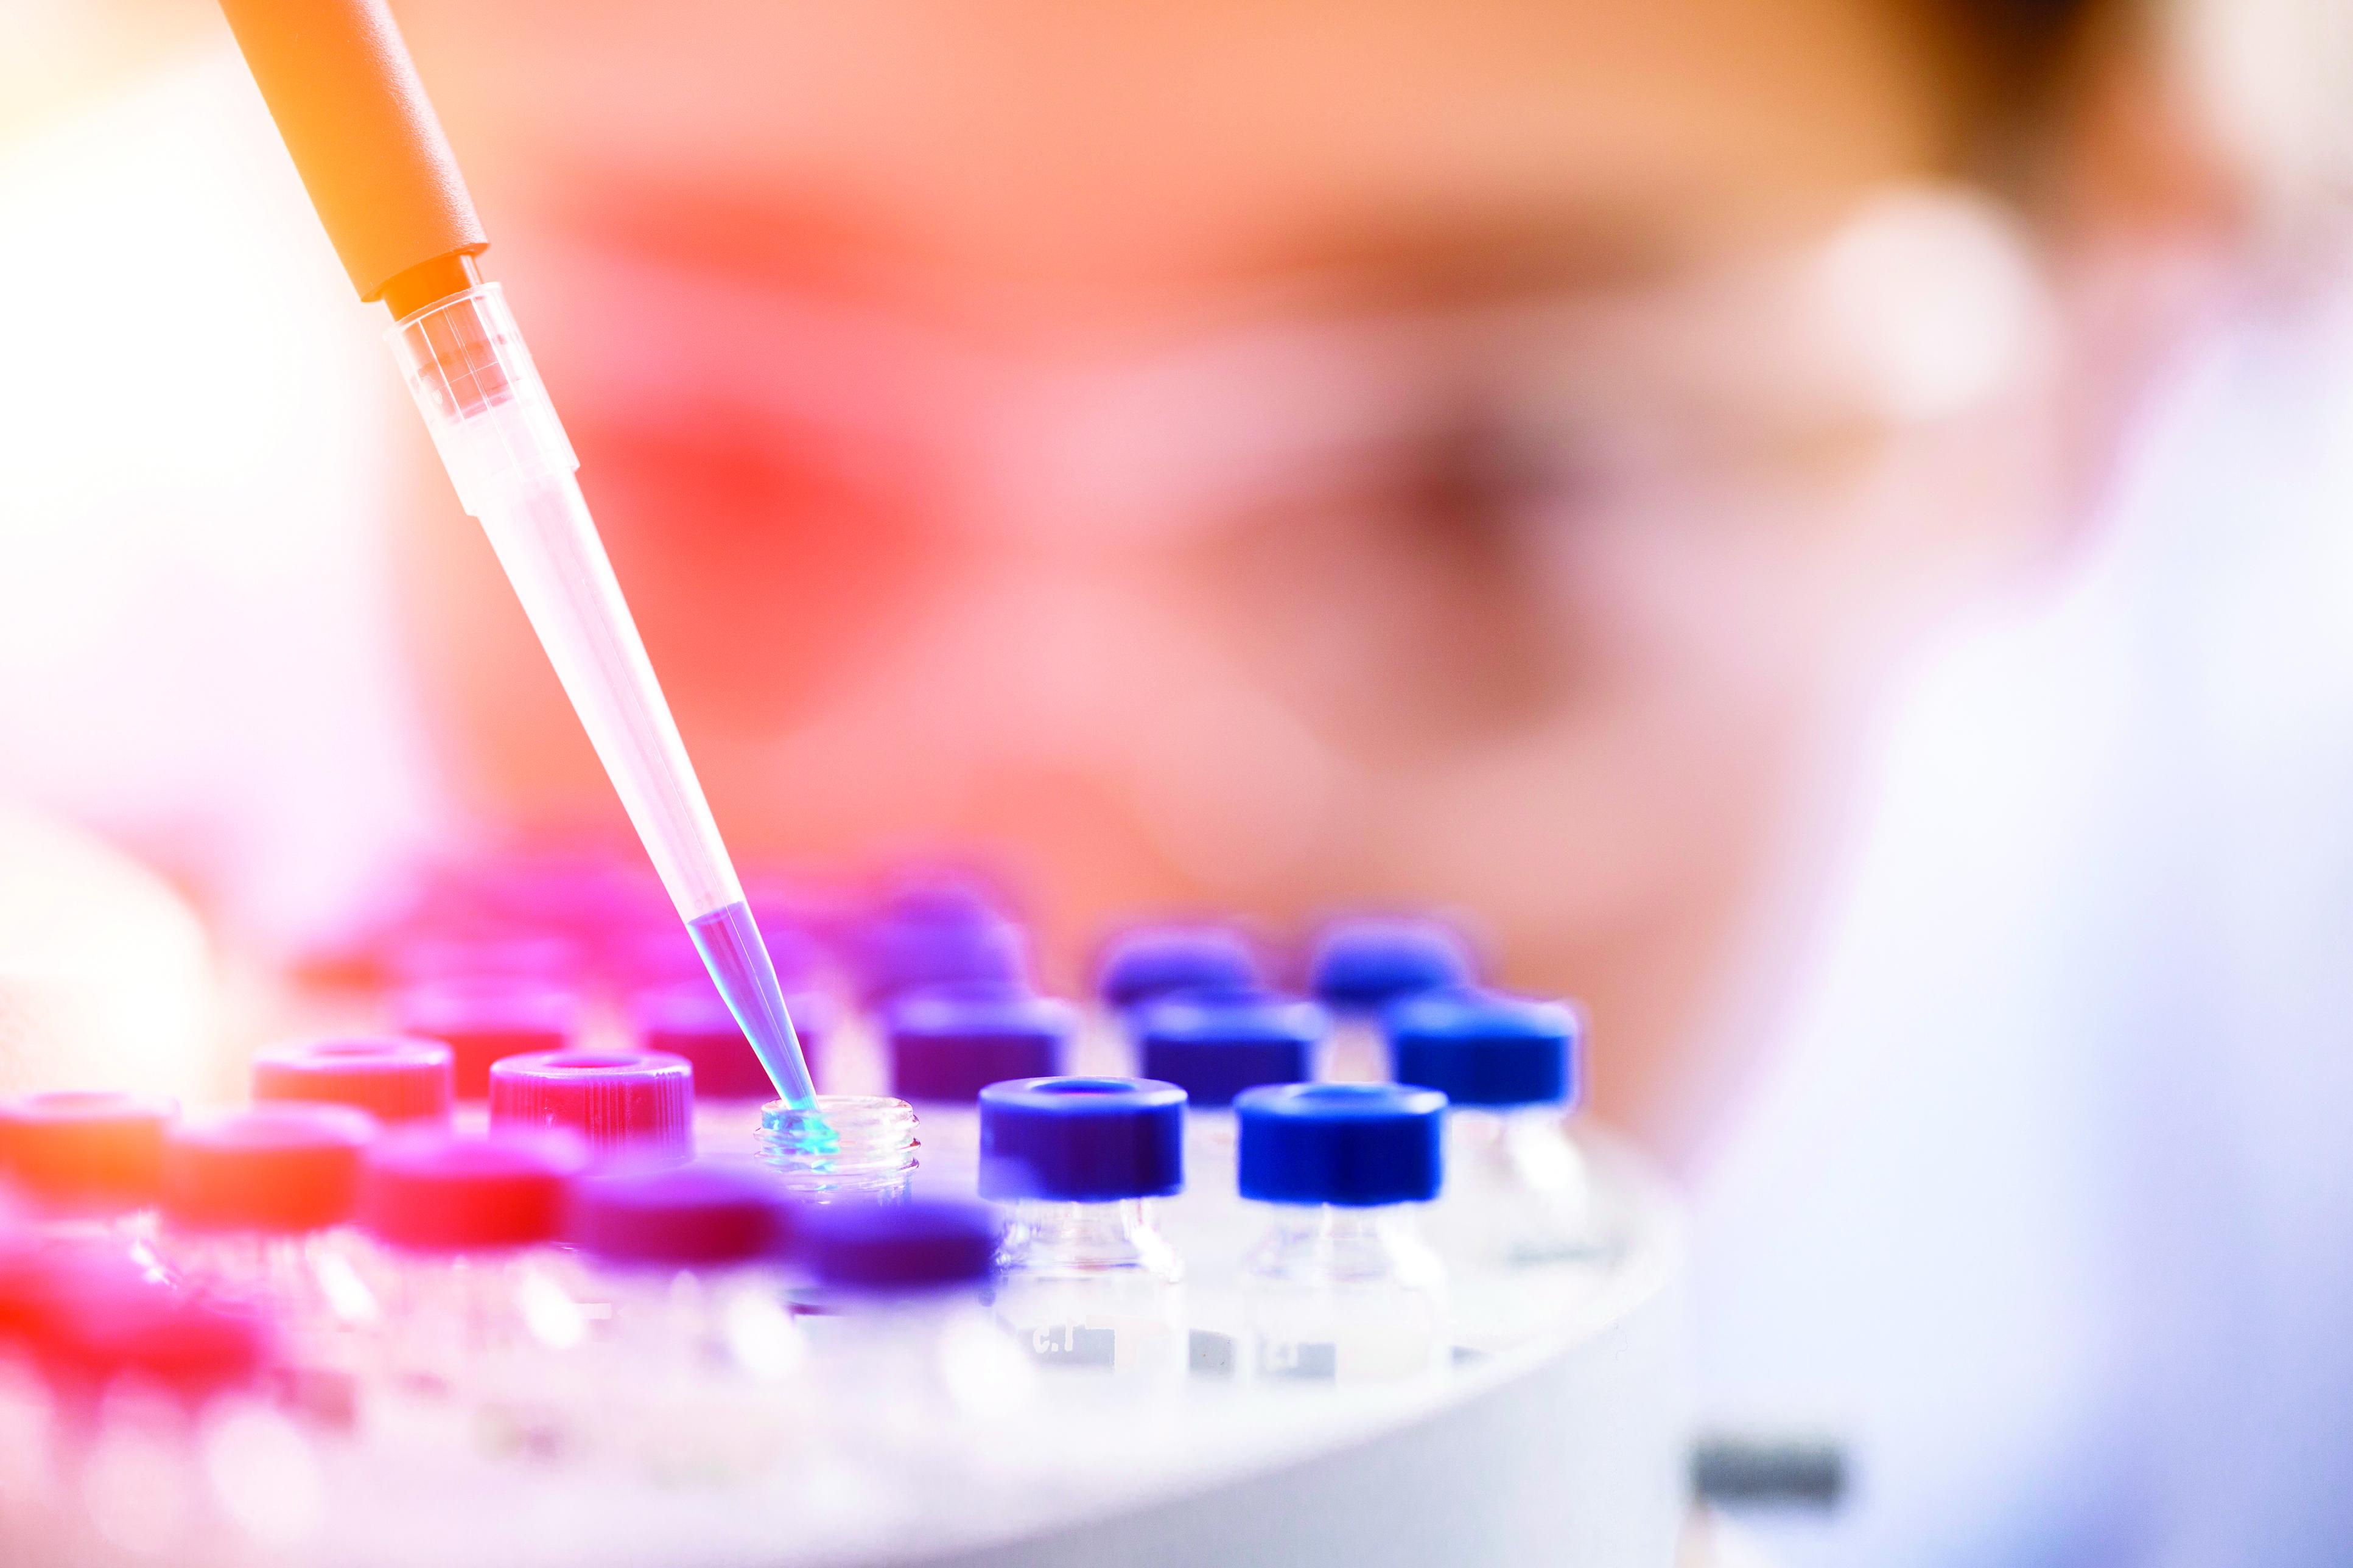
688,901,821,1113
387,284,822,1118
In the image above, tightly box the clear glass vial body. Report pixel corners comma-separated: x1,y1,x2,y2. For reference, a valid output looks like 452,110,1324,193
164,1228,378,1325
572,1263,810,1482
22,1203,164,1270
368,1245,589,1454
759,1096,917,1201
1184,1108,1240,1189
45,1387,327,1566
1436,1106,1601,1269
161,1227,382,1413
1317,1016,1390,1085
993,1199,1185,1377
803,1290,1039,1466
1241,1202,1448,1385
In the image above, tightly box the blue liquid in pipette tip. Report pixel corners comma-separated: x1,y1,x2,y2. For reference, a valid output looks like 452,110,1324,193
689,900,821,1115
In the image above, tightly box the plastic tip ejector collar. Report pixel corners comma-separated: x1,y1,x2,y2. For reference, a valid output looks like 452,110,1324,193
978,1078,1187,1202
1235,1083,1447,1208
215,0,486,306
250,1036,455,1125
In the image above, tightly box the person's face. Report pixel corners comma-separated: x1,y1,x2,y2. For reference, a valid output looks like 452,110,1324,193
393,0,2064,1136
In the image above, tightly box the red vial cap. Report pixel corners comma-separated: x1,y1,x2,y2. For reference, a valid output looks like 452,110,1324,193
251,1036,455,1125
359,1128,589,1253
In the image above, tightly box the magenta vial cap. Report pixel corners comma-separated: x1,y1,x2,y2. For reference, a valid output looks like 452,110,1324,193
251,1036,455,1125
632,984,833,1101
567,1159,790,1269
359,1128,589,1252
162,1105,376,1234
488,1049,693,1159
393,978,581,1099
0,1092,179,1213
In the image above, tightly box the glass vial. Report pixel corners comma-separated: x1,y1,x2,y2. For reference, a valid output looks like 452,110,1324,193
1235,1083,1450,1385
979,1077,1187,1379
759,1096,919,1201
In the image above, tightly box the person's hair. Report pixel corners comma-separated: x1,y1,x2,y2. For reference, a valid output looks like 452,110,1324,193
1935,0,2111,164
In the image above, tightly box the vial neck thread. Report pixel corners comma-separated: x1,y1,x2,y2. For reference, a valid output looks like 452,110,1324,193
759,1096,917,1197
1000,1199,1181,1281
1249,1203,1441,1289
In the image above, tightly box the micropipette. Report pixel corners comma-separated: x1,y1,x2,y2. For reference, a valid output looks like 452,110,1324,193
217,0,819,1115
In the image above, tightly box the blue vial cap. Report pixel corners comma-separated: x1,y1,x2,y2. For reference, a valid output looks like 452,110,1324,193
1386,990,1581,1108
855,905,1028,1004
1308,917,1476,1012
1094,926,1263,1010
978,1077,1187,1202
1134,995,1325,1108
1235,1083,1446,1207
888,992,1073,1104
798,1198,1000,1292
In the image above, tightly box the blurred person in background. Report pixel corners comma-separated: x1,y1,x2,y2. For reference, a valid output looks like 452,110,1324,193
4,0,2351,1564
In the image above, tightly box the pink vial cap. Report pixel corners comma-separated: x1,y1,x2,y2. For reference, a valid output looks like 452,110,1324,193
387,930,584,987
38,1279,273,1402
394,978,581,1099
359,1127,589,1251
251,1036,455,1125
489,1049,693,1159
632,984,833,1101
163,1106,376,1234
0,1092,178,1211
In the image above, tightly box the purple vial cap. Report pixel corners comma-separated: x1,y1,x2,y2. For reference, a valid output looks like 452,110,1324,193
631,984,834,1101
887,991,1073,1104
1094,925,1263,1010
251,1035,455,1125
568,1160,790,1268
393,978,581,1099
798,1198,1000,1292
1134,994,1327,1108
359,1127,589,1251
488,1049,693,1159
1308,917,1477,1012
978,1077,1187,1202
853,880,1029,1003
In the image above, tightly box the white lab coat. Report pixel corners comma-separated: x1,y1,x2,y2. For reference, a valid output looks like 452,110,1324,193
1694,279,2353,1567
